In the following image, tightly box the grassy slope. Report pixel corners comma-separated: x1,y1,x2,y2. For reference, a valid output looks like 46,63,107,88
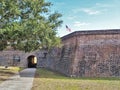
32,68,120,90
0,66,20,83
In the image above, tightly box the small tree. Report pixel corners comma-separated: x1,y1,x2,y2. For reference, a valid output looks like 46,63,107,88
0,0,62,52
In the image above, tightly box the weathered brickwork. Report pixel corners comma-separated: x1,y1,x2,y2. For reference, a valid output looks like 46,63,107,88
39,36,77,76
76,42,120,77
0,29,120,77
0,50,44,67
61,30,120,77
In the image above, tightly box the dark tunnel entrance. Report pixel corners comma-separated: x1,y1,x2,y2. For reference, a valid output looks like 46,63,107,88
27,55,37,68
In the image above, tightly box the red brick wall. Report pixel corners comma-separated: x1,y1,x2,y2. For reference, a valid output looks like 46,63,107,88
72,34,120,77
44,30,120,77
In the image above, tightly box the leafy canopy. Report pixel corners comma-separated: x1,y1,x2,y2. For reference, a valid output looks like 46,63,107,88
0,0,62,52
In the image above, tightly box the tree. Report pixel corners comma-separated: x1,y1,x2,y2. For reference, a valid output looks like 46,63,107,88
0,0,62,52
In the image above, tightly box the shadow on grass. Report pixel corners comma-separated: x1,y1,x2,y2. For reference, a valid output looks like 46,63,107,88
0,78,8,82
35,68,120,81
18,67,25,72
0,71,15,75
0,68,10,70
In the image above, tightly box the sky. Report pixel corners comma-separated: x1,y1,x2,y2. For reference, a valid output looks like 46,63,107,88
47,0,120,37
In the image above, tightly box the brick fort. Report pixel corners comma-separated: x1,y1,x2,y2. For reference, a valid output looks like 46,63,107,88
0,29,120,77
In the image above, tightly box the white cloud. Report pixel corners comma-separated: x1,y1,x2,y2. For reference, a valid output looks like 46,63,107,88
67,16,77,20
81,8,101,15
72,8,101,15
72,3,113,15
73,21,90,27
95,3,113,8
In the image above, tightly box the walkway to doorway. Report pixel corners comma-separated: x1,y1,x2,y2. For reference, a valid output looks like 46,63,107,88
0,68,36,90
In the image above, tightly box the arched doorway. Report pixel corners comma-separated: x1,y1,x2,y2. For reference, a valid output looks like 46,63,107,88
27,55,37,68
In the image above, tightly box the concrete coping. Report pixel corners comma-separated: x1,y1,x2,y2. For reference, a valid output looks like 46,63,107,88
62,29,120,40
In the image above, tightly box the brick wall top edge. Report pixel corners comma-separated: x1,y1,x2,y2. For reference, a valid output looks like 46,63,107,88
61,29,120,40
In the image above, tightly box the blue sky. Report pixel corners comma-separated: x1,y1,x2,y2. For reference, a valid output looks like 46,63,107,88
47,0,120,37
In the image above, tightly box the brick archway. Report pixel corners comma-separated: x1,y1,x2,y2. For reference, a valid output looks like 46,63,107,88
27,55,37,68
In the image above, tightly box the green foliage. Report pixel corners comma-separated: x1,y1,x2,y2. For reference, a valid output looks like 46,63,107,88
0,0,62,52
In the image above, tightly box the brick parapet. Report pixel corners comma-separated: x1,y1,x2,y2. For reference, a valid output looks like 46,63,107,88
62,29,120,40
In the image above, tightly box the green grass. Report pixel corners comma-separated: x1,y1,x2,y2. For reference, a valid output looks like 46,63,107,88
0,66,23,83
32,68,120,90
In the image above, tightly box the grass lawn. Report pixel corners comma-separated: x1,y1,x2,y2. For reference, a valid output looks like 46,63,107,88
0,66,21,83
32,68,120,90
